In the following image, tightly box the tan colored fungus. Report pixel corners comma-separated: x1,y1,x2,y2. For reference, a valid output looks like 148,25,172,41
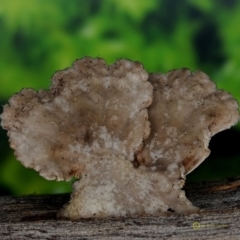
1,58,239,219
137,69,240,174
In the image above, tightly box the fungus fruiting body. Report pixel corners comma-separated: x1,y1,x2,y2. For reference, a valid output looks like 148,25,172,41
1,57,239,219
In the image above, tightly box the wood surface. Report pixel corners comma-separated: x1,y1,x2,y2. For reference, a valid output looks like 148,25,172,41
0,177,240,239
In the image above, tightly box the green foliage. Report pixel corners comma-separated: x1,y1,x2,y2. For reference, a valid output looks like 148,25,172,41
0,0,240,195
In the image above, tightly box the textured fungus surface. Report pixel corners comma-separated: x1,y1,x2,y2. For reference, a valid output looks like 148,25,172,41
137,69,240,174
1,58,239,219
1,58,152,181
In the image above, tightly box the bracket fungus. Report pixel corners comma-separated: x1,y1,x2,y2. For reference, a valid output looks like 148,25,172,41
1,57,239,219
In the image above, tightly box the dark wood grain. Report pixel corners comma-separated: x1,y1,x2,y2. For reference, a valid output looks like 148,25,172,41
0,177,240,239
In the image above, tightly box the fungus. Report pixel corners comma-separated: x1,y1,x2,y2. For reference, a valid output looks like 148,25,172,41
1,58,239,219
137,69,240,174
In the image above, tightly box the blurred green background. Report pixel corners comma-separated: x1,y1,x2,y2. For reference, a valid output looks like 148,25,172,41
0,0,240,196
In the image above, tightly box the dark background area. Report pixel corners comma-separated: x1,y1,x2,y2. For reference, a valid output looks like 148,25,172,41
0,0,239,196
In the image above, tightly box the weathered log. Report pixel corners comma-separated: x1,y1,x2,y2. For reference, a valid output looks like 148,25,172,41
0,177,240,239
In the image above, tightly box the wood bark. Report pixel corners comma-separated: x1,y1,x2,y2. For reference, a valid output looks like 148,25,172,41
0,177,240,240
